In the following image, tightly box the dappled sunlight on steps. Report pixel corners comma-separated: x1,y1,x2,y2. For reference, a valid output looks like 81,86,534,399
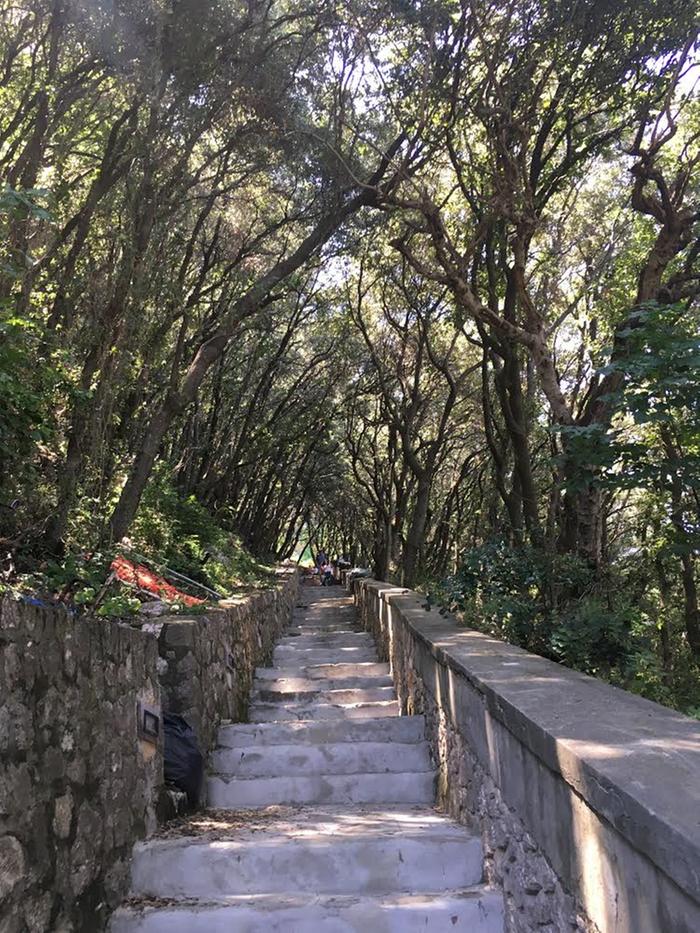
109,586,504,931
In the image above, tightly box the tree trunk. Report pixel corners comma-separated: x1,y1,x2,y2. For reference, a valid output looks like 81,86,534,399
559,482,604,567
107,136,405,540
662,427,700,659
402,475,431,587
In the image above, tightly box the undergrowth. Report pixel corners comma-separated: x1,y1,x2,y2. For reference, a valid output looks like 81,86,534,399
427,537,700,718
2,476,275,618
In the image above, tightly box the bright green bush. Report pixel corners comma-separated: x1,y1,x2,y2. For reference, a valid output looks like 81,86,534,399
430,536,699,716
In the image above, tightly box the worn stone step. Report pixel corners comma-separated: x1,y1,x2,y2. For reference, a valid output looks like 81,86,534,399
207,769,436,807
276,633,373,649
252,674,394,696
288,621,362,633
272,646,378,664
128,808,484,898
110,888,505,932
110,588,505,933
291,620,358,630
217,715,426,747
249,700,400,722
253,685,396,706
210,740,432,777
255,662,390,681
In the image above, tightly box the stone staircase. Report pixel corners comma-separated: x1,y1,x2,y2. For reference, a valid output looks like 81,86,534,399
110,588,504,931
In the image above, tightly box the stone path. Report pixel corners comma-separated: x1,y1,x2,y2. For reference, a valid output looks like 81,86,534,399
111,587,504,931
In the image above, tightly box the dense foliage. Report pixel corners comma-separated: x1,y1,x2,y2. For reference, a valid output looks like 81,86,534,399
0,0,698,711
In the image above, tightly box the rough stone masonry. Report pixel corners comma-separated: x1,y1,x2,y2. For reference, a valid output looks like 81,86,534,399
0,598,161,933
354,578,700,933
0,567,298,933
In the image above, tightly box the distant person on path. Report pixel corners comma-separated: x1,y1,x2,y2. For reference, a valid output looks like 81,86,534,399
315,549,328,585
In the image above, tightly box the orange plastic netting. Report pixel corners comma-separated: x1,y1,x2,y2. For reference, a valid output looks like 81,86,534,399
111,555,206,607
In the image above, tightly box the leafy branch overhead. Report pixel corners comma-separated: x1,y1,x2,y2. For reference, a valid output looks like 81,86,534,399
0,0,698,714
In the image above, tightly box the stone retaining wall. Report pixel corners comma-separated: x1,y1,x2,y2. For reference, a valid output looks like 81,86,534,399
0,598,161,933
0,566,298,933
354,579,700,933
154,566,299,756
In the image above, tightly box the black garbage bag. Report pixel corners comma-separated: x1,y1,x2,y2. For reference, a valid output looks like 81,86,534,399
163,713,203,808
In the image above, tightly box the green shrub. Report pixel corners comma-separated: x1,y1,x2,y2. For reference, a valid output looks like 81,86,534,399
430,536,699,714
130,473,275,594
433,539,645,681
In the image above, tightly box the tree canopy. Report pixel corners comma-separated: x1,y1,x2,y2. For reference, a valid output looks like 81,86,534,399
1,0,699,713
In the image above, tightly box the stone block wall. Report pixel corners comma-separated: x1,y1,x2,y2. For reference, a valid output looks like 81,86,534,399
154,566,299,756
0,566,299,932
0,597,161,933
354,579,700,933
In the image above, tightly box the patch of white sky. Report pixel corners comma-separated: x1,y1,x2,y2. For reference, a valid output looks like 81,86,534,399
318,43,700,389
529,48,698,382
643,46,700,143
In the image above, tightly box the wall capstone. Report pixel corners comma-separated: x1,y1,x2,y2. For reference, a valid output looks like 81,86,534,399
353,579,700,933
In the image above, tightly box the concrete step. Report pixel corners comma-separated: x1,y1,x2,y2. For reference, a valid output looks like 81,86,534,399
288,622,362,633
110,888,505,932
210,740,432,777
285,632,364,641
110,590,504,933
207,769,436,807
255,662,390,681
253,685,396,705
289,619,361,627
128,807,484,898
276,633,373,649
272,647,378,664
252,674,393,695
249,700,399,722
292,612,355,622
217,715,426,747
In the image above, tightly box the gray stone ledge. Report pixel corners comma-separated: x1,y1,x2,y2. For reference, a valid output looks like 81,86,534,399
357,580,700,911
